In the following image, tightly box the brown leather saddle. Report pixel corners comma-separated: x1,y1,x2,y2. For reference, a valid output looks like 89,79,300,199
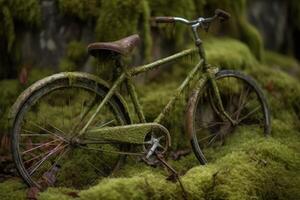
87,34,140,58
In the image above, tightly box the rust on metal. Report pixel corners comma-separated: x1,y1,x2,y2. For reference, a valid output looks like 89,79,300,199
129,48,197,76
9,72,132,124
87,34,140,57
185,75,208,139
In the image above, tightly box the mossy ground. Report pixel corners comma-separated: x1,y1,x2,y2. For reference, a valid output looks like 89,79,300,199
4,116,297,200
1,37,299,199
1,1,300,199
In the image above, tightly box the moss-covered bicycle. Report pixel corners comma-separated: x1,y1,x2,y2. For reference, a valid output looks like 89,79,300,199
10,9,270,189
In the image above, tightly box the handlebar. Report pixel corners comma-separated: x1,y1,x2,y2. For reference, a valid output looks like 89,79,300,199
152,9,231,26
215,9,231,21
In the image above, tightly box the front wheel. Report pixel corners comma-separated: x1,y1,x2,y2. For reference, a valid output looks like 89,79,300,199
186,70,271,164
11,73,131,189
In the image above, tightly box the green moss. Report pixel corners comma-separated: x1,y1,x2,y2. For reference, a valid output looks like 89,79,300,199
148,0,197,49
248,66,300,117
0,0,41,48
66,41,86,63
205,37,258,70
238,18,264,61
0,0,41,78
27,68,54,84
32,124,299,200
8,0,41,27
79,171,177,200
38,188,75,200
95,0,152,61
137,82,188,149
1,6,15,52
140,0,152,62
0,179,27,200
59,41,86,72
204,0,264,61
58,0,101,21
0,79,21,132
264,51,300,77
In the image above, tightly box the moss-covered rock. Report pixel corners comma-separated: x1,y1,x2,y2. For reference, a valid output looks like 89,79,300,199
0,0,41,78
0,179,27,200
95,0,152,61
59,41,87,72
58,0,101,21
205,37,258,70
148,0,197,49
264,50,300,78
0,79,21,133
204,0,264,61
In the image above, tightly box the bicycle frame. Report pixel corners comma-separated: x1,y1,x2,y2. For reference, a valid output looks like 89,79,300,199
78,28,236,147
77,46,228,146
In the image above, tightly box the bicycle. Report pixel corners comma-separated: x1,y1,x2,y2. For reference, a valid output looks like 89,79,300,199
10,9,271,189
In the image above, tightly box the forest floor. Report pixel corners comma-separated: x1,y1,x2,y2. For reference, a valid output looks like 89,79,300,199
0,38,299,200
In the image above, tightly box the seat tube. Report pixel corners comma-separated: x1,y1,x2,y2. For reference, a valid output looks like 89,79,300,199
120,59,146,123
126,78,146,123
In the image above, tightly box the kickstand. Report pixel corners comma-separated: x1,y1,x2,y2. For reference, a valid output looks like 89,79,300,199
155,153,188,200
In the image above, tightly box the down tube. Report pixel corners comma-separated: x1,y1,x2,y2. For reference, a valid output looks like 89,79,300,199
154,60,204,124
78,73,126,135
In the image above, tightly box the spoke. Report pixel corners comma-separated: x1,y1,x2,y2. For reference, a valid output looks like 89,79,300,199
234,86,250,119
22,129,52,137
28,142,64,176
44,146,71,182
86,159,107,177
226,77,234,111
21,134,51,137
88,152,117,174
46,122,69,142
80,139,122,145
196,121,226,131
47,122,67,136
28,121,67,142
207,132,219,147
24,149,54,164
197,133,216,142
21,142,57,146
22,139,60,155
238,106,261,123
73,97,99,131
95,119,115,128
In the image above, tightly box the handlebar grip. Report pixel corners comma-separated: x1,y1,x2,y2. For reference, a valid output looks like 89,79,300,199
215,9,231,21
153,16,175,24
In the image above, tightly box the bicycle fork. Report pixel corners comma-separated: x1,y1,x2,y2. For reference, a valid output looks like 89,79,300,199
208,73,237,125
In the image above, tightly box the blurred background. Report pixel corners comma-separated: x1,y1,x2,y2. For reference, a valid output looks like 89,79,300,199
0,0,300,79
0,0,300,199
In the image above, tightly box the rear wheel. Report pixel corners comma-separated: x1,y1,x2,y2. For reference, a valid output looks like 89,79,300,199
188,70,271,164
11,74,130,189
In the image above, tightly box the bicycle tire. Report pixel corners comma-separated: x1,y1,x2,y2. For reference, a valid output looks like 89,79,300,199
186,70,271,164
11,73,131,189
